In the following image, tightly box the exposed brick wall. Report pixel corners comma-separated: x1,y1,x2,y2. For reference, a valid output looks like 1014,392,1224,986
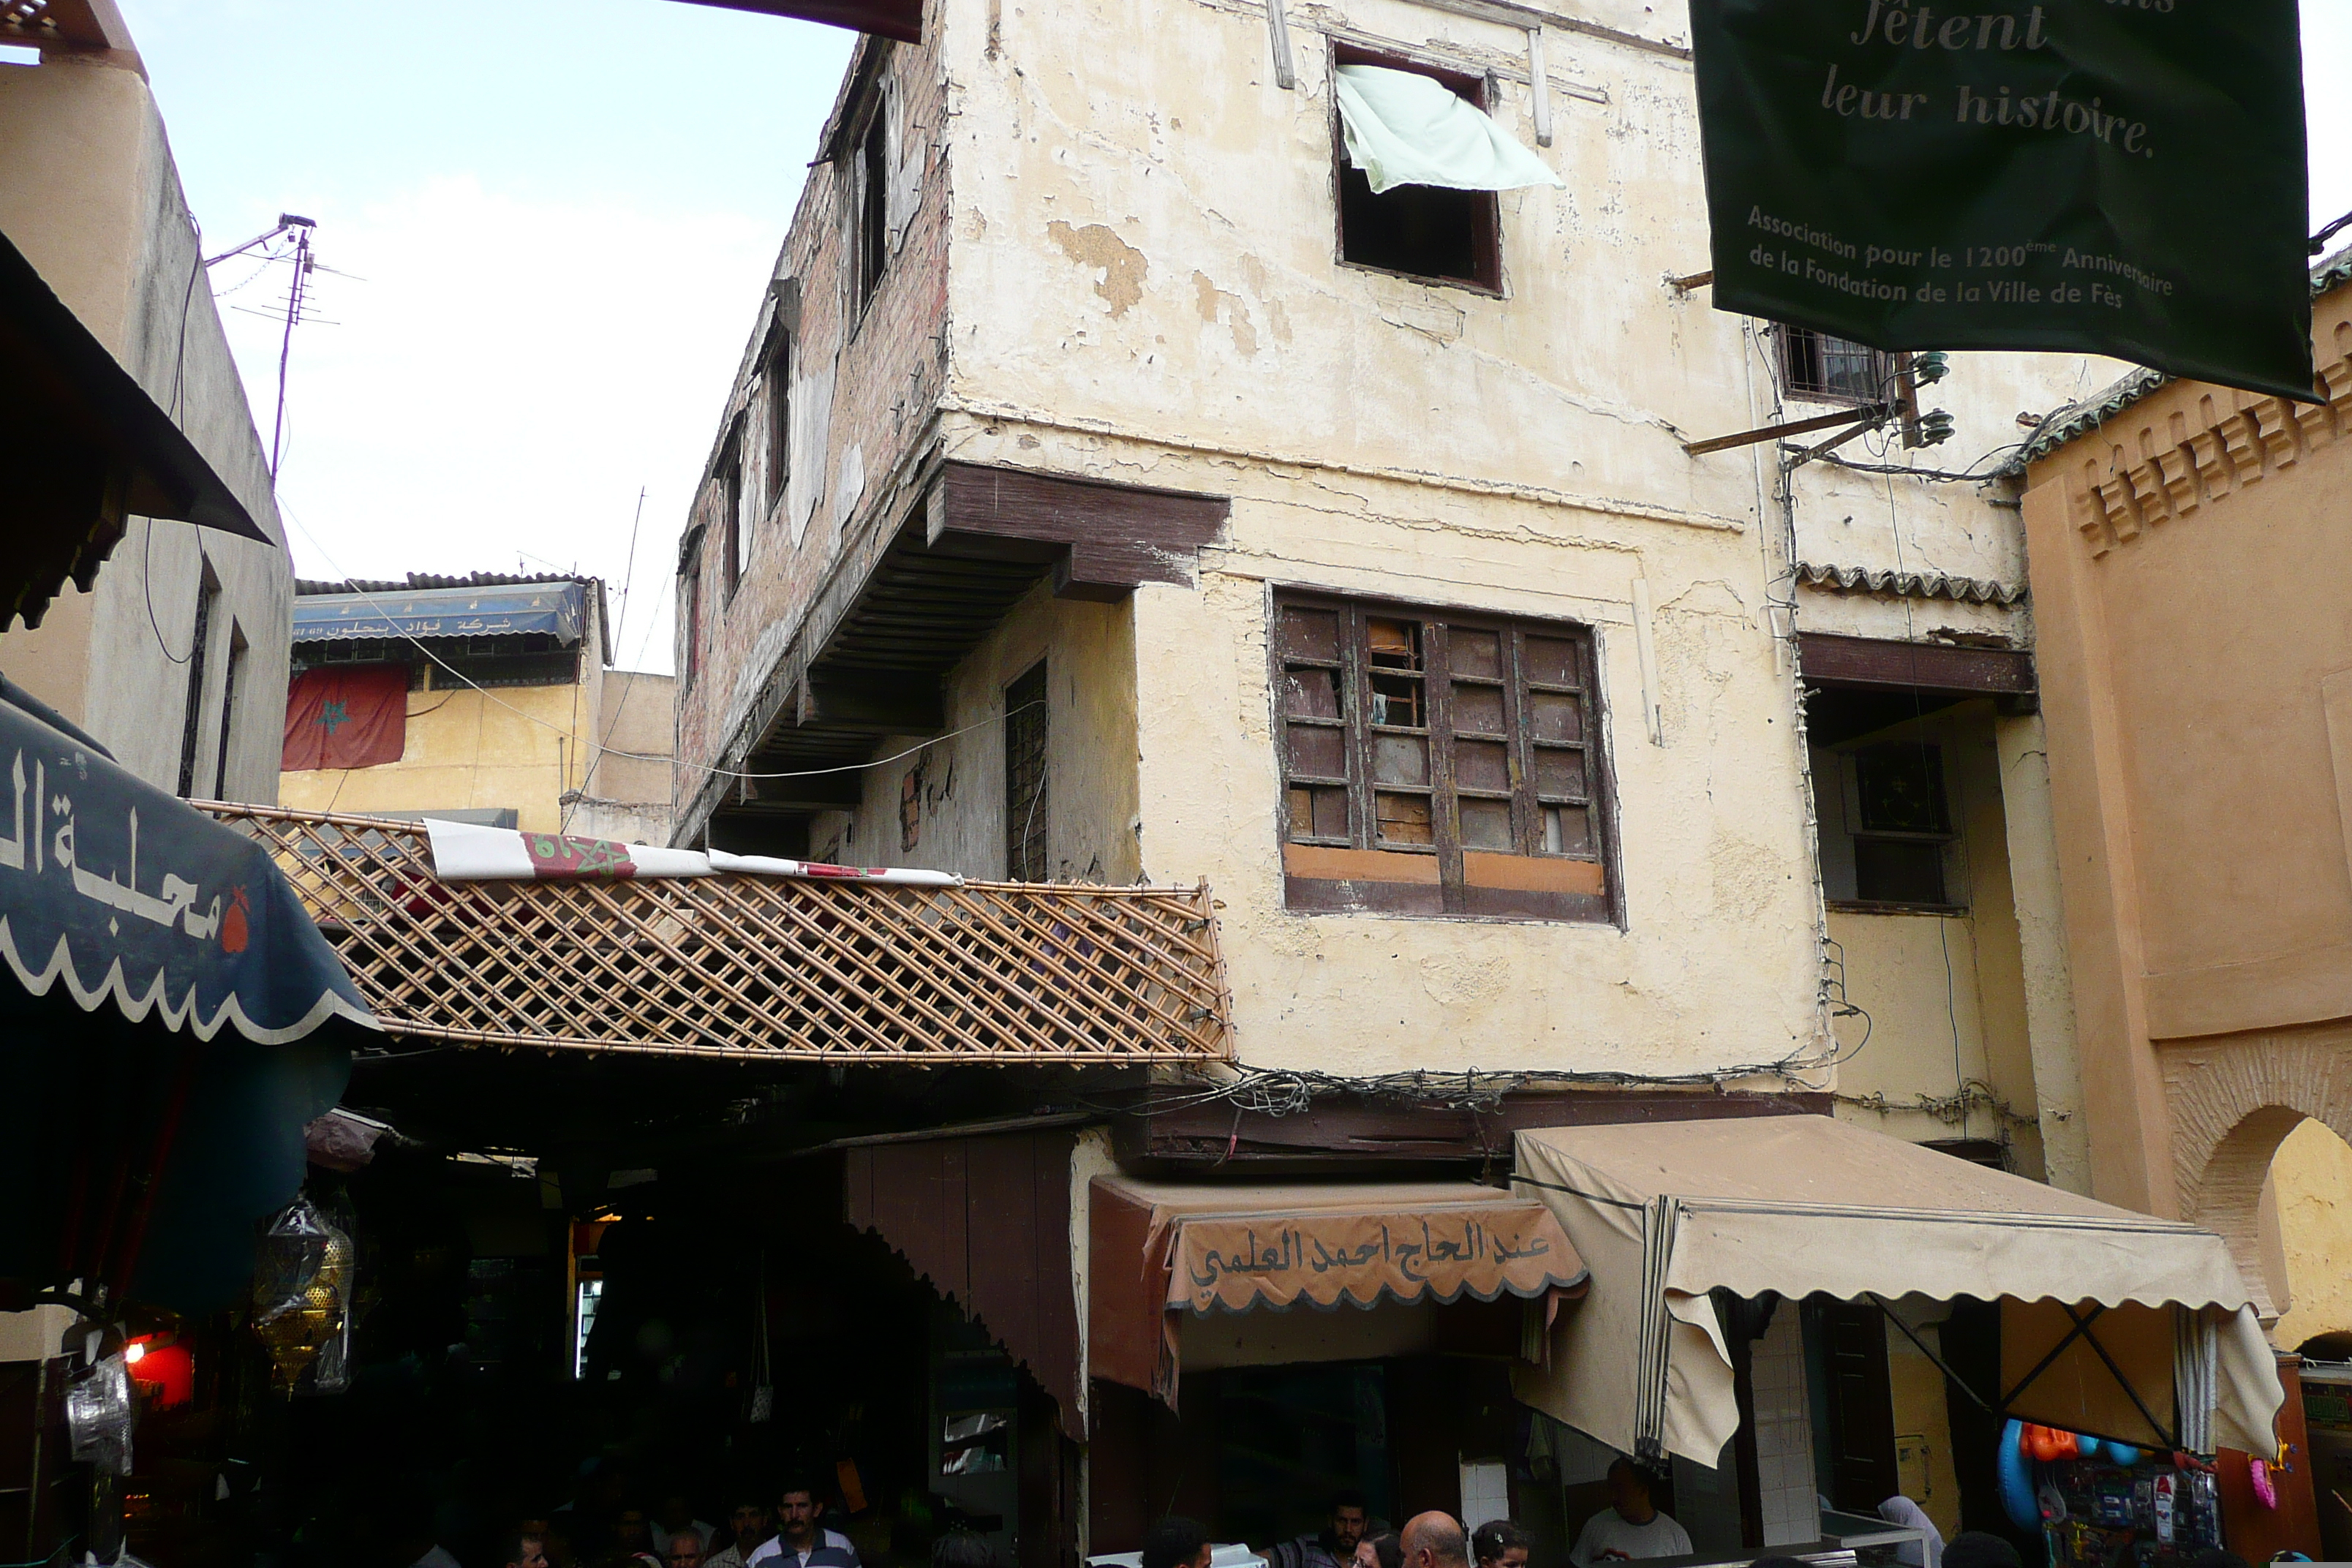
671,19,954,840
2160,1028,2352,1316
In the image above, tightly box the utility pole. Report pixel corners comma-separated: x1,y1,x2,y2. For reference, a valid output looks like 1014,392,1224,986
269,216,317,482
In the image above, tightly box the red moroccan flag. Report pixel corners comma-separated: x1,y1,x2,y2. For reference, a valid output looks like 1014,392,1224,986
282,664,409,772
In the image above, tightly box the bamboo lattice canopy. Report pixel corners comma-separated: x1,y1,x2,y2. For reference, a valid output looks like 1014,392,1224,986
201,804,1235,1063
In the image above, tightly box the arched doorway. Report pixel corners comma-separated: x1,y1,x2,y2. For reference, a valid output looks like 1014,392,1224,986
2160,1032,2352,1321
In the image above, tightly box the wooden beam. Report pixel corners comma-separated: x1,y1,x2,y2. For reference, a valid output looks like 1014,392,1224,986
796,675,946,734
1797,632,2035,697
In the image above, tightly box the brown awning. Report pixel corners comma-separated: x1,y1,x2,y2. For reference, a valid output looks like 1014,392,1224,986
1090,1175,1588,1404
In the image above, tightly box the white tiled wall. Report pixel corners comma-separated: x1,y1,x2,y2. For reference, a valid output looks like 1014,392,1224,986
1749,1305,1821,1548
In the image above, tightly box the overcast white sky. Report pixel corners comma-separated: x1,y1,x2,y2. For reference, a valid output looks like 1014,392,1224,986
127,1,2352,678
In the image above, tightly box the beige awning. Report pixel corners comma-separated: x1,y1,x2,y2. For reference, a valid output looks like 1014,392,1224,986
1090,1175,1587,1403
1511,1116,2281,1465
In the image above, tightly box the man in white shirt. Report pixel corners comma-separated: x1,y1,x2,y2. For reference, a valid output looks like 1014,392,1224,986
744,1478,859,1568
1569,1460,1693,1566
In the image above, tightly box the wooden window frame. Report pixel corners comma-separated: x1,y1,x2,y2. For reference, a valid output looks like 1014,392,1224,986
1330,43,1504,296
1825,739,1964,915
1272,590,1620,923
853,88,892,325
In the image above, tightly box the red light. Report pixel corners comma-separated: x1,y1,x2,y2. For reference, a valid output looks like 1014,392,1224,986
124,1337,195,1409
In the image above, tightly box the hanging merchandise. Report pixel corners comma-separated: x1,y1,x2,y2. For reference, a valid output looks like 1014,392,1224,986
1999,1419,2039,1531
64,1351,135,1477
249,1198,353,1395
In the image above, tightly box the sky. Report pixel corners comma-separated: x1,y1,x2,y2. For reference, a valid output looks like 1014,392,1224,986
124,2,2352,679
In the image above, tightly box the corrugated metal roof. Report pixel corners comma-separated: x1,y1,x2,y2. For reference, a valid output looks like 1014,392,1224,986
293,581,586,646
2010,246,2352,470
295,570,590,596
1795,561,2028,606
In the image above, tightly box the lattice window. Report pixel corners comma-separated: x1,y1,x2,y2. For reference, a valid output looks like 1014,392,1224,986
1275,594,1615,921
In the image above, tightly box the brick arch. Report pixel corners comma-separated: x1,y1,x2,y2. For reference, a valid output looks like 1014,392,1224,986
2160,1030,2352,1318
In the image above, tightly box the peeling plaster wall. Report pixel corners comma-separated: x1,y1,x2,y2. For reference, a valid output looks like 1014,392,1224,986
670,0,2114,1086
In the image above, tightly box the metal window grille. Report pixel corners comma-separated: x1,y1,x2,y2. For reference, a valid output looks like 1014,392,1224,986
210,630,243,801
1779,324,1893,404
1004,663,1049,881
176,574,216,798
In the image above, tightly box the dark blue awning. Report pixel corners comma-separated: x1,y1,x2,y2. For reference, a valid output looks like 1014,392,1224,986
293,581,585,646
0,690,374,1044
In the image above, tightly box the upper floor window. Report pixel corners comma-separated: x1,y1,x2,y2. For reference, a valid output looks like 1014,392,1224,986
854,91,892,319
719,420,747,599
679,543,704,693
1335,54,1495,290
763,328,791,516
1332,53,1560,293
1777,324,1895,405
1275,592,1614,921
1820,741,1960,911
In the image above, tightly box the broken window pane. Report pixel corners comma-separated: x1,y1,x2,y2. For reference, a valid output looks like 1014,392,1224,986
1367,617,1422,667
1458,797,1513,850
1289,723,1347,778
1370,674,1424,729
1452,683,1504,734
1455,739,1510,794
1373,733,1429,786
1528,692,1582,745
1285,666,1342,720
1376,791,1433,846
1542,804,1593,856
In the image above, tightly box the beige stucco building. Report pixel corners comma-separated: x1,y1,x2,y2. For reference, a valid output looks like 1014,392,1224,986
0,2,295,802
671,0,2110,1134
649,0,2219,1545
2020,257,2352,1338
277,573,676,840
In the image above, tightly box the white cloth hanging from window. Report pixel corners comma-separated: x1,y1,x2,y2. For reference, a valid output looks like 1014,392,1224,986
1334,63,1564,195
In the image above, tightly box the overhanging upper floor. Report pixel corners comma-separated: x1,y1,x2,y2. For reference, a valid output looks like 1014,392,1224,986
682,459,1228,851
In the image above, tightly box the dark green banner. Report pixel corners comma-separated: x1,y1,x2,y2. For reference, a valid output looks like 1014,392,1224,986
1690,0,2313,402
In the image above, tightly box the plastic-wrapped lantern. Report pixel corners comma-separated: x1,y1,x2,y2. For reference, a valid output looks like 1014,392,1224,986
250,1199,353,1395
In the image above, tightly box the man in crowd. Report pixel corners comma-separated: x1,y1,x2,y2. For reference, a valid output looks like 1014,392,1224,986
1470,1520,1531,1568
655,1494,719,1556
1270,1491,1371,1568
1569,1460,1692,1565
499,1529,551,1568
1399,1513,1469,1568
1142,1518,1213,1568
706,1492,772,1568
745,1477,859,1568
667,1530,708,1568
